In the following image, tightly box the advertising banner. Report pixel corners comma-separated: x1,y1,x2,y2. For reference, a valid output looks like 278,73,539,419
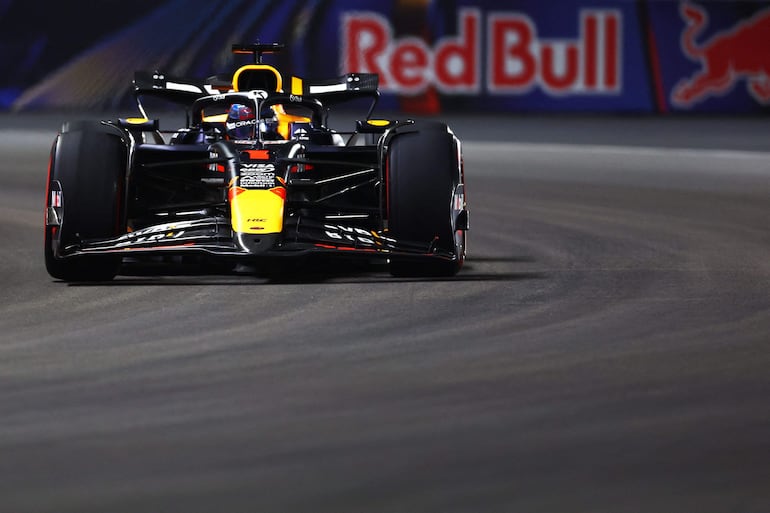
648,1,770,113
327,0,650,113
0,0,768,114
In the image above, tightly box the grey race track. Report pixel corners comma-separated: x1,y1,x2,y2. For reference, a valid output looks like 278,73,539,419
1,113,769,513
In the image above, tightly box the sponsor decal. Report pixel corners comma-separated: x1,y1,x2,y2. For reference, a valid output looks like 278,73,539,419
453,190,465,212
239,163,276,189
50,189,62,208
342,8,621,96
208,150,225,173
113,221,195,247
672,2,770,107
323,224,396,247
226,118,257,131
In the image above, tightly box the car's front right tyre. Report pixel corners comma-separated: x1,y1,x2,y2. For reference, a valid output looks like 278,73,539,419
44,121,126,281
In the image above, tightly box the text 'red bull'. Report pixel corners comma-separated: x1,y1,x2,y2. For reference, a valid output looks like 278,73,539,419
342,9,621,96
673,2,770,106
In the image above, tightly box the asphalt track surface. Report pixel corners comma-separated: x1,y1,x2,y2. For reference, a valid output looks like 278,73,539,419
1,113,769,513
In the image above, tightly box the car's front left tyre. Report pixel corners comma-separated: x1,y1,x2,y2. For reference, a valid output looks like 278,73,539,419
385,121,466,277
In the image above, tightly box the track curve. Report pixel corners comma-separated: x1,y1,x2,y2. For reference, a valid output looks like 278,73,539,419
1,114,769,513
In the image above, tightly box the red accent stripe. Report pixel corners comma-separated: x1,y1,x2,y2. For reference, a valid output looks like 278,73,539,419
385,154,390,221
45,149,53,205
314,243,378,253
116,243,197,252
114,163,123,235
45,140,55,230
245,149,270,160
228,186,246,201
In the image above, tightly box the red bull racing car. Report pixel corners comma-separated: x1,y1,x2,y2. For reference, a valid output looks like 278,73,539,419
44,43,468,281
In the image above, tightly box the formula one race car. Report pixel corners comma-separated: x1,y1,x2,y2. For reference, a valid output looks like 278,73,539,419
44,43,468,281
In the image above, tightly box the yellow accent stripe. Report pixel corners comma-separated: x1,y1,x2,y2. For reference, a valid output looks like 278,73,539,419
203,113,228,123
232,65,283,92
291,76,303,96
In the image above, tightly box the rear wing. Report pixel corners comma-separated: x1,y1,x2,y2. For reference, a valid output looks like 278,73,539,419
299,73,380,119
132,71,232,121
131,68,381,120
132,71,221,103
302,73,379,97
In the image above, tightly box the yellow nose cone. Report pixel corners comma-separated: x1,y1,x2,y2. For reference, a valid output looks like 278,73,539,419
229,187,286,234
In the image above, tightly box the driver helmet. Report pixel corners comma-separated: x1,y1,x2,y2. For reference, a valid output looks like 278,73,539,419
226,103,256,140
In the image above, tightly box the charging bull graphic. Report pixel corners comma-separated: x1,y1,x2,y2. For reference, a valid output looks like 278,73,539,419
672,2,770,107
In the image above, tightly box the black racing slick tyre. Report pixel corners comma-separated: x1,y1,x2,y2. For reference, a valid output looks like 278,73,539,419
386,121,466,277
44,121,126,281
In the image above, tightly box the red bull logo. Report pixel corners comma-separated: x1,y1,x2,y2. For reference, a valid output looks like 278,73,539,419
673,2,770,107
342,8,622,97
